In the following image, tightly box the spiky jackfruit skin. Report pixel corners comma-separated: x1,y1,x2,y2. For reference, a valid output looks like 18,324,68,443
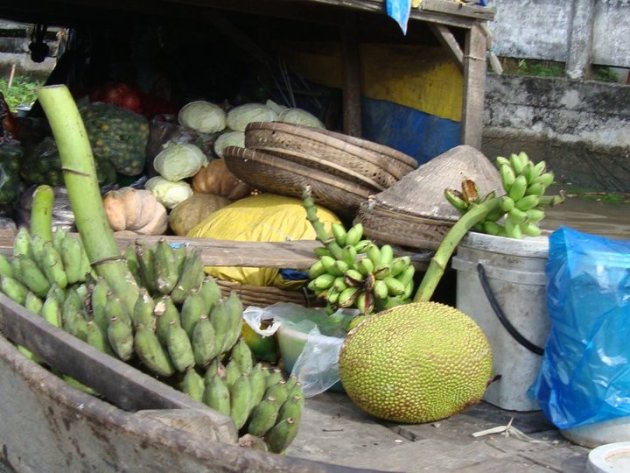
338,301,493,424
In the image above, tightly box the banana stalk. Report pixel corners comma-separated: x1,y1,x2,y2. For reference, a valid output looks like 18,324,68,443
36,85,139,313
414,197,501,303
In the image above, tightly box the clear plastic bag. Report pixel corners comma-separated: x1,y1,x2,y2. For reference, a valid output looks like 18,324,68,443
530,226,630,429
242,303,356,397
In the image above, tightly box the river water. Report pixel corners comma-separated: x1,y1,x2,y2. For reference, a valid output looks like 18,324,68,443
541,192,629,240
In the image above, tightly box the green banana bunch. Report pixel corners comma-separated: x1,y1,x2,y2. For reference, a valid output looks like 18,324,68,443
444,152,565,239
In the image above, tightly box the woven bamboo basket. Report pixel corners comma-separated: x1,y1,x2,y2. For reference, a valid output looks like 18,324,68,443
217,279,322,308
244,122,417,187
223,146,373,218
356,145,504,250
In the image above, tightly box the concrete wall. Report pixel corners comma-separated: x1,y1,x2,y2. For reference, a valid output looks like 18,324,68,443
482,74,630,192
485,0,630,70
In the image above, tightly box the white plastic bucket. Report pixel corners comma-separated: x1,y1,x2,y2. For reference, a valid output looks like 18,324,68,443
451,231,550,411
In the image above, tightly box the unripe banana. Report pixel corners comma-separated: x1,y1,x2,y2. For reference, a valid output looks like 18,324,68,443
344,223,363,247
247,395,281,437
222,291,244,353
132,288,156,331
357,257,375,276
509,152,527,176
60,234,85,285
395,264,415,287
171,248,205,304
13,226,33,259
39,241,68,289
153,238,180,295
230,374,253,430
483,221,503,236
353,239,372,253
499,164,516,190
333,276,348,293
313,246,331,258
12,256,50,298
499,196,515,212
105,292,132,327
277,395,304,425
389,256,411,277
203,373,231,416
526,208,546,223
154,295,180,345
166,320,195,372
133,322,175,376
504,218,523,239
1,276,29,305
181,367,205,402
372,279,389,300
307,260,326,280
24,291,44,315
366,244,381,267
191,314,218,367
180,290,206,338
248,364,268,407
507,207,528,225
344,269,364,287
86,320,112,355
107,316,134,361
40,293,62,328
495,156,510,167
384,276,406,296
326,286,340,305
0,254,13,279
265,380,289,405
90,277,110,334
444,188,469,212
209,301,231,354
508,175,528,202
333,260,349,276
533,171,554,188
312,273,336,290
520,222,543,237
135,242,157,294
515,194,541,211
320,255,342,277
337,286,359,308
231,338,254,375
532,160,547,179
341,245,357,267
224,359,242,387
522,162,535,184
264,368,284,388
356,290,374,315
379,244,394,266
265,417,299,454
525,182,545,197
330,223,347,246
198,276,221,314
125,244,142,286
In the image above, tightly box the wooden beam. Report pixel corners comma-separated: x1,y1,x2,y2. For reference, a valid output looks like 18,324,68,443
429,23,464,71
340,11,362,137
461,22,487,149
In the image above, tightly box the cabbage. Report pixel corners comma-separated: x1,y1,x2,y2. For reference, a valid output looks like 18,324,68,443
153,142,207,181
279,108,325,129
265,99,289,115
213,131,245,158
145,176,193,209
226,103,278,132
178,101,226,133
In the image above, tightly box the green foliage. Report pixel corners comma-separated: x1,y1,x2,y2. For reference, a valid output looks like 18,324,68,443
0,76,44,111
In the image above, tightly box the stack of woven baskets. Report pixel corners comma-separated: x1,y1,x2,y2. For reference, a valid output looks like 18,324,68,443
223,122,418,219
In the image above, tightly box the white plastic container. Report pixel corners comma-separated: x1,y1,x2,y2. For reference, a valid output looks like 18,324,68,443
563,417,630,449
452,231,550,411
586,441,630,472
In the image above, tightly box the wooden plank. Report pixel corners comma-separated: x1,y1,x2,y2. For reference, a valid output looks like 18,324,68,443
340,11,363,137
419,0,495,21
0,292,234,440
461,22,487,149
429,23,464,70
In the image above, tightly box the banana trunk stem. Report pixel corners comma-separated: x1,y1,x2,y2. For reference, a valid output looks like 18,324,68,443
414,198,501,303
36,85,138,312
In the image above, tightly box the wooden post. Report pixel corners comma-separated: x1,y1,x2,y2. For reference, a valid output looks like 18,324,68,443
461,23,487,150
566,0,595,80
340,12,362,137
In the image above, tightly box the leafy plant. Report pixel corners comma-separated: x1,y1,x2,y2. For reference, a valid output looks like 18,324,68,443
0,75,44,111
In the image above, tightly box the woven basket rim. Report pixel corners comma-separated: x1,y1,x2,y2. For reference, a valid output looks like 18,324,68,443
246,122,418,171
248,145,387,192
216,279,322,307
223,146,373,198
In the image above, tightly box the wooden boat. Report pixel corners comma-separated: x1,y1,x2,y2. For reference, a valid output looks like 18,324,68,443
0,231,389,473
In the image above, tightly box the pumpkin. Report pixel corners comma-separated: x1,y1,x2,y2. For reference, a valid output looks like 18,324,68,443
168,192,231,236
191,159,251,200
103,187,168,235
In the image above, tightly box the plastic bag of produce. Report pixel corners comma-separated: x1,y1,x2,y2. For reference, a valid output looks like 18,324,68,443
187,194,341,288
530,226,630,429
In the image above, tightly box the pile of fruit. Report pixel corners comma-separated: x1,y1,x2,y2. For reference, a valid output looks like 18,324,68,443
301,187,415,317
0,220,304,453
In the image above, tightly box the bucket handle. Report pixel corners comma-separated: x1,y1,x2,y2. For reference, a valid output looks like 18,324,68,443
476,263,544,356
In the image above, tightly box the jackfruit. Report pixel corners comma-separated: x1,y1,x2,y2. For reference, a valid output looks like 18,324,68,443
338,301,493,424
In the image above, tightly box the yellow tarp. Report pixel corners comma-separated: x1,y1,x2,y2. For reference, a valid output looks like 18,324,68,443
187,194,341,288
276,41,463,122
